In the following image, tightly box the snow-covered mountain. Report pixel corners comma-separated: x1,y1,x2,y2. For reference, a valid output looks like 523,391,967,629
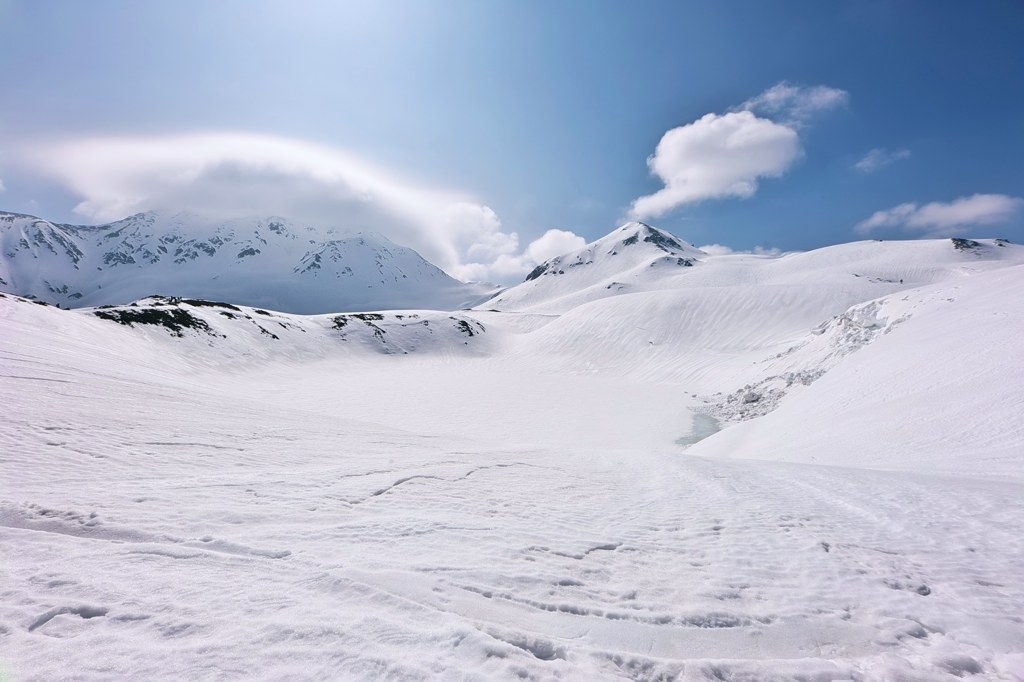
491,229,1023,382
487,221,1021,317
485,221,707,312
0,210,496,313
5,221,1024,680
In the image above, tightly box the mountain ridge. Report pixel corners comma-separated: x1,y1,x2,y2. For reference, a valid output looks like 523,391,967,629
0,209,495,314
484,220,1021,315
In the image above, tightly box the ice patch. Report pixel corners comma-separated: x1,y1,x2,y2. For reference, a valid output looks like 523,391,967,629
676,412,721,446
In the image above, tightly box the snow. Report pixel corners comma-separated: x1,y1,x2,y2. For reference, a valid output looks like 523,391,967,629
689,264,1024,477
2,224,1024,681
0,211,496,313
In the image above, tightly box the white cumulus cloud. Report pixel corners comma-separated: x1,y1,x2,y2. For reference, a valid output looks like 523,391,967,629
453,229,588,283
18,132,583,284
629,111,801,220
437,202,518,271
629,82,846,221
738,81,849,125
526,229,587,263
854,148,911,173
856,193,1024,237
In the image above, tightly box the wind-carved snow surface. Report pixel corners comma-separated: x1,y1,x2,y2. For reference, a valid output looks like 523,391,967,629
2,226,1024,681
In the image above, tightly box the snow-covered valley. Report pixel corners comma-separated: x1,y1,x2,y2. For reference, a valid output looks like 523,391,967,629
2,222,1024,680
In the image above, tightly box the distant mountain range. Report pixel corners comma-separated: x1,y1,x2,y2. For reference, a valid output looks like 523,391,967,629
0,210,496,313
2,209,1019,321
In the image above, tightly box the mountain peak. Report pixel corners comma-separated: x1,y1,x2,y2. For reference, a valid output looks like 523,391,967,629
617,220,654,232
602,222,702,257
492,222,706,311
522,222,703,283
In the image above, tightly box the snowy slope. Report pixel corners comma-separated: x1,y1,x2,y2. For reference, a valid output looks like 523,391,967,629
3,228,1024,680
494,233,1024,385
0,210,495,313
82,295,496,364
688,264,1024,477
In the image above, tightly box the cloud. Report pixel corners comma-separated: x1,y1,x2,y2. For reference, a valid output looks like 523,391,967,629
435,206,589,282
628,81,846,221
452,229,587,283
854,148,911,173
856,194,1024,236
698,243,782,257
0,178,6,193
22,131,462,229
527,229,587,263
18,131,582,283
453,254,529,284
629,111,801,220
438,202,518,269
738,81,849,126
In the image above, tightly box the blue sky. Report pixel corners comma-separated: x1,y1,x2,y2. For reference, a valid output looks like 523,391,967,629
1,0,1022,281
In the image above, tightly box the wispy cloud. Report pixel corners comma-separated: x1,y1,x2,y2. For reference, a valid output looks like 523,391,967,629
856,193,1024,237
18,132,582,283
737,81,849,126
629,81,846,221
0,178,6,193
854,147,911,173
698,243,782,257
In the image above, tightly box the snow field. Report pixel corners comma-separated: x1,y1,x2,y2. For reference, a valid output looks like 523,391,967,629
3,232,1024,680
